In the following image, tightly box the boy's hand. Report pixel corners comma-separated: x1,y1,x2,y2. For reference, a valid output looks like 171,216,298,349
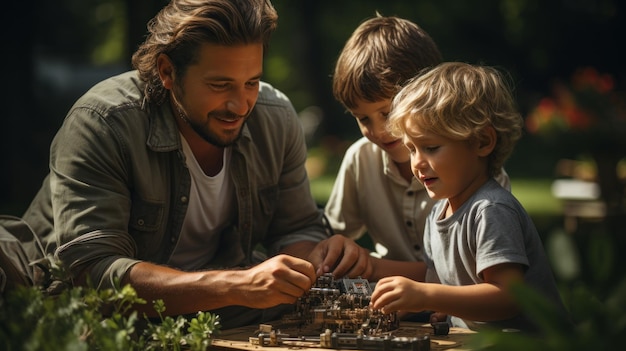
370,276,424,314
308,234,373,279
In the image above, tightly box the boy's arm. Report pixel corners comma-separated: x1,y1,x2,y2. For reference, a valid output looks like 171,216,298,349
372,262,524,322
369,258,427,282
422,262,524,321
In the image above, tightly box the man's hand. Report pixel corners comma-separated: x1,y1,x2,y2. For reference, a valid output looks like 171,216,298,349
124,254,317,316
236,254,317,308
308,234,373,279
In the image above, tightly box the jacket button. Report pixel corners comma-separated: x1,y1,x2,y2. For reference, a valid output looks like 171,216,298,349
181,196,188,203
137,219,144,226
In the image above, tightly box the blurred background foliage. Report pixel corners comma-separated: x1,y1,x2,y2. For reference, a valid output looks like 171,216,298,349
2,0,625,346
3,0,625,212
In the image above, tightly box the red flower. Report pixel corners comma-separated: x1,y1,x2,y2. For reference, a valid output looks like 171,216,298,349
526,67,626,143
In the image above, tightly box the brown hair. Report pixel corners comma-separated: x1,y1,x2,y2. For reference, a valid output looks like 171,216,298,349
132,0,278,105
332,14,442,110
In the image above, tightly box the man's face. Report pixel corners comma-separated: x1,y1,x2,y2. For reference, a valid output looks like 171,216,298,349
170,43,264,147
349,98,410,164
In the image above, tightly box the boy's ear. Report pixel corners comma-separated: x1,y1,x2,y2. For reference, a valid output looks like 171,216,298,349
476,126,497,157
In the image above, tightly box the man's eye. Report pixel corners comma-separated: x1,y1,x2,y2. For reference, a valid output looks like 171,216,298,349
246,81,260,88
210,83,228,90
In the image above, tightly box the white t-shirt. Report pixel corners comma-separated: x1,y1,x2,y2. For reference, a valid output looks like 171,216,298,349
167,135,235,270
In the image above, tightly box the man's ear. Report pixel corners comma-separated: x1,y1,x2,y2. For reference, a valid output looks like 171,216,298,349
156,53,175,90
477,126,497,157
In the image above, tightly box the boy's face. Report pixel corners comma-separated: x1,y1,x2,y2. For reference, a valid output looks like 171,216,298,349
402,122,490,212
350,99,409,164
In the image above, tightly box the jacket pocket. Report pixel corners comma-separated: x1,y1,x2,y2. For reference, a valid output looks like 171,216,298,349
129,198,164,232
258,185,278,216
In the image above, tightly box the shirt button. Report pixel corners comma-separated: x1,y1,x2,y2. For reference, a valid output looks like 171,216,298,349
406,221,412,227
180,196,188,203
407,191,414,196
170,236,177,243
414,244,421,251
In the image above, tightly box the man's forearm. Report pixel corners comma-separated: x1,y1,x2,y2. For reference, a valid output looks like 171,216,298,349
280,240,319,260
123,261,239,317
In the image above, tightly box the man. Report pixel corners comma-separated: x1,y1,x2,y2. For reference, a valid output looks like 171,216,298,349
20,0,369,329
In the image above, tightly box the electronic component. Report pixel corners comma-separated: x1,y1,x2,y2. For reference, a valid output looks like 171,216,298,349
248,274,432,350
250,326,431,351
279,273,398,335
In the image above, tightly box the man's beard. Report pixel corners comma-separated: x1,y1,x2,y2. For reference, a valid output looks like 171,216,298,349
171,90,247,147
179,110,246,147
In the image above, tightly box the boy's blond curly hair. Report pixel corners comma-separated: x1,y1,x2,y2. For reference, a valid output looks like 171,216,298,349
387,62,523,178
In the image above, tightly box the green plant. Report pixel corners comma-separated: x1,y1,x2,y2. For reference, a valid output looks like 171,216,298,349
146,299,220,351
466,277,625,350
467,228,625,350
0,280,220,351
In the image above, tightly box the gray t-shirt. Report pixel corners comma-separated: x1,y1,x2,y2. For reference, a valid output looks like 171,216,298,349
424,179,569,332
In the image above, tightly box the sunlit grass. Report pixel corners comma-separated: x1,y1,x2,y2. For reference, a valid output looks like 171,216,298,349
511,179,563,216
310,176,563,217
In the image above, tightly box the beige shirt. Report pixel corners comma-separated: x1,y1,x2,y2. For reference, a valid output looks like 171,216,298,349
324,137,510,262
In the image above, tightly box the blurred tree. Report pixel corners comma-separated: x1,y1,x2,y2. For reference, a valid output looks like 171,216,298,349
268,0,625,147
0,0,167,214
125,1,168,59
1,0,625,213
2,2,36,214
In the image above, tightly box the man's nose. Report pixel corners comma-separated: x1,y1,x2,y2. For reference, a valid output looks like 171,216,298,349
226,89,249,116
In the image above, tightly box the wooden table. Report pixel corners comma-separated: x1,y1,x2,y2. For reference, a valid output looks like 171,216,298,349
210,322,476,351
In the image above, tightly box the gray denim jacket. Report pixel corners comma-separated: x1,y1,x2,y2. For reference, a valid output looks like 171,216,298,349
22,71,327,289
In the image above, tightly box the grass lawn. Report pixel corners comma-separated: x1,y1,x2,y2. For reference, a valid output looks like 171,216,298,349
310,176,563,218
510,178,563,217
